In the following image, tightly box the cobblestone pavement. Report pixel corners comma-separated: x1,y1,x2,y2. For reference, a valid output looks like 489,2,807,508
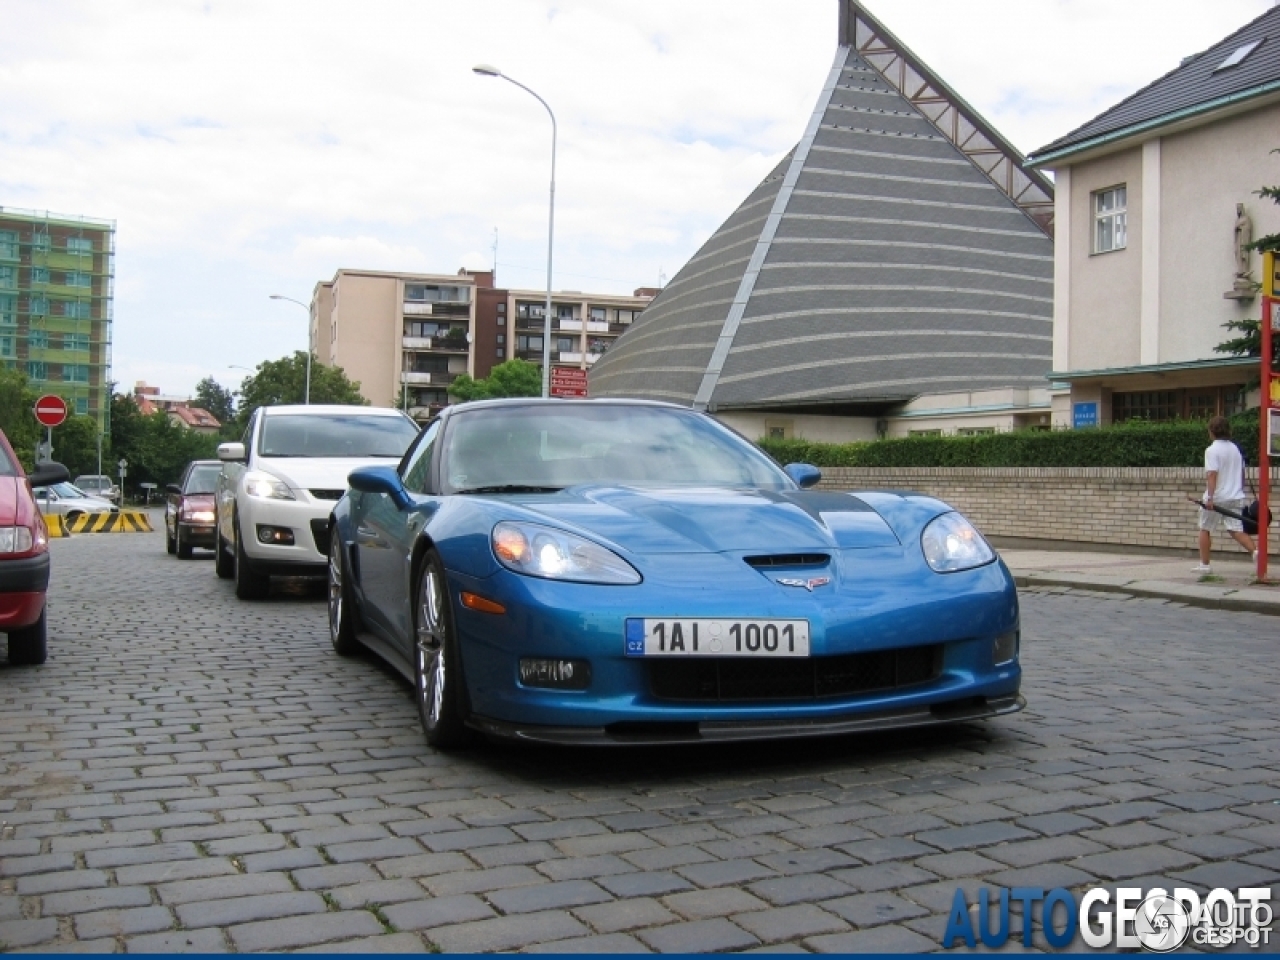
0,531,1277,953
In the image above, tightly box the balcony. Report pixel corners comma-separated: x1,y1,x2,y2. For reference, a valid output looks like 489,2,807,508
404,302,434,316
400,371,457,386
402,336,433,350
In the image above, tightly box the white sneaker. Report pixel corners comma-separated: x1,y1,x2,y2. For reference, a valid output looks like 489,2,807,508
1254,550,1260,562
1191,563,1213,574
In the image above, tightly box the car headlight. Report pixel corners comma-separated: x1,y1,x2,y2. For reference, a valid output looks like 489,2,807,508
921,512,995,573
184,509,215,523
492,521,640,585
243,472,295,501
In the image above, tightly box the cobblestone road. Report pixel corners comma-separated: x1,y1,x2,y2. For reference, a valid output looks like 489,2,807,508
0,530,1277,952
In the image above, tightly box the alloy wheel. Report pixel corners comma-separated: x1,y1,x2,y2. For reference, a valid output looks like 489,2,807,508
416,565,446,726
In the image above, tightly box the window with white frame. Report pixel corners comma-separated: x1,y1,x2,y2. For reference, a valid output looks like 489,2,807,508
66,237,93,254
63,332,89,352
66,271,91,288
31,267,49,284
1093,185,1127,253
27,361,46,381
29,330,48,349
63,364,89,383
0,232,18,260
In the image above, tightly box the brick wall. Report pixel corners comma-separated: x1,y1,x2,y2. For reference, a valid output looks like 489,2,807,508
818,467,1279,553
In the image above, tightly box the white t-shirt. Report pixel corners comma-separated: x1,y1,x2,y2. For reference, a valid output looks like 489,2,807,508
1205,438,1246,501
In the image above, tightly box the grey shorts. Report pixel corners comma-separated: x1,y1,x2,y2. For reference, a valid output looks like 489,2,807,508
1199,499,1246,533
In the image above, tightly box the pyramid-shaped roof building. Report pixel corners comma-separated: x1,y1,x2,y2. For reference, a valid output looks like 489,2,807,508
590,1,1055,416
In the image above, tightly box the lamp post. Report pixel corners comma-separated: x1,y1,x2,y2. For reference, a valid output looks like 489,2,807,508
269,295,313,404
473,64,556,398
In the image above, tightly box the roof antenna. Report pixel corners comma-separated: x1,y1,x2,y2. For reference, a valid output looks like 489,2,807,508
492,227,499,282
658,267,667,288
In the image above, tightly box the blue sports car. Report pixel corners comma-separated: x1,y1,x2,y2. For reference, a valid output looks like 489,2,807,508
326,398,1023,748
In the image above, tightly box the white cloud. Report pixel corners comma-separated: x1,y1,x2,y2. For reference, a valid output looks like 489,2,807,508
0,0,1272,394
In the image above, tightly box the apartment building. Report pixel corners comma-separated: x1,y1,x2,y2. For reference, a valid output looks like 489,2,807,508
0,207,115,430
312,268,653,421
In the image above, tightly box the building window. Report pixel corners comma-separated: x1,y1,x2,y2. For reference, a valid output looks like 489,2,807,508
29,330,49,349
0,337,13,358
0,296,14,326
909,429,943,437
1093,186,1127,253
31,233,50,253
496,334,505,345
66,271,91,288
66,237,93,254
497,303,506,314
63,332,89,352
0,231,17,261
63,364,89,383
65,301,91,319
75,397,88,415
616,309,638,324
1113,390,1178,422
29,296,48,315
957,427,997,436
589,307,606,322
27,361,47,381
496,349,504,359
518,334,543,352
555,337,575,353
0,266,14,290
31,267,49,284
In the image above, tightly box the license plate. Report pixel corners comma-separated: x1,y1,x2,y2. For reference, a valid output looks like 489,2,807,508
625,618,810,657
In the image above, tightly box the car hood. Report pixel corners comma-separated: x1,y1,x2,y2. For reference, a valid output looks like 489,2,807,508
257,457,403,492
501,486,901,555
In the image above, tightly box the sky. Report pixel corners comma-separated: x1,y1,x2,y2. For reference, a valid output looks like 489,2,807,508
1,0,1273,398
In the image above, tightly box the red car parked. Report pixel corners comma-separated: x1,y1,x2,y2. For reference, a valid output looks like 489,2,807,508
0,429,69,665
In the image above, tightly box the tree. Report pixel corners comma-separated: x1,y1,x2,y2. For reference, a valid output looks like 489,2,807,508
0,366,40,468
193,377,235,426
52,415,105,479
1216,160,1280,363
107,392,219,494
447,359,543,403
233,352,366,432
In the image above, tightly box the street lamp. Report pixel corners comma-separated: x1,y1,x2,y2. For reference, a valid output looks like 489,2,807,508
269,294,312,404
473,63,556,398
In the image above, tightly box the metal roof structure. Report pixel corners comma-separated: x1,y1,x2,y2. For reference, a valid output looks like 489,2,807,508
590,1,1054,415
1029,4,1280,166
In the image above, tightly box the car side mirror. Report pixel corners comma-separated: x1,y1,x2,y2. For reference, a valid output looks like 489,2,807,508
165,483,182,495
348,466,413,511
217,442,246,462
784,463,822,489
29,461,70,487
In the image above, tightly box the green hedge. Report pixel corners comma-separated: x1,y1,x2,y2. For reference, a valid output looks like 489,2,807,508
757,412,1262,469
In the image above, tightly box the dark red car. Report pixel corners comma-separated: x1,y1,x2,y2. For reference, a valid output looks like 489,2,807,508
165,460,221,558
0,429,69,665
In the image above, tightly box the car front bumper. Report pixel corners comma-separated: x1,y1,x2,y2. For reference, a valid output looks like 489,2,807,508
237,495,331,574
0,554,50,631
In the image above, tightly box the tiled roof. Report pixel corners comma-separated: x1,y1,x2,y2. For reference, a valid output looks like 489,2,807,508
170,405,221,429
1029,5,1280,163
589,3,1052,412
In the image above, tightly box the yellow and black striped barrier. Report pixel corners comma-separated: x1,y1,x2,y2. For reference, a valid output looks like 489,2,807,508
43,511,155,536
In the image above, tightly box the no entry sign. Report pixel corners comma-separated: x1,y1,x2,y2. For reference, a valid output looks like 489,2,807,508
33,395,68,428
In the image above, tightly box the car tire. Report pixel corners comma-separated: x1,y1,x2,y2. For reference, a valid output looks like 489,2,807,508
176,525,193,559
328,537,362,657
8,610,48,666
413,550,472,749
233,519,270,600
166,520,176,555
214,512,234,579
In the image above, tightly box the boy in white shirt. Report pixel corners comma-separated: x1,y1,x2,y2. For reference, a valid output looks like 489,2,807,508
1192,416,1256,573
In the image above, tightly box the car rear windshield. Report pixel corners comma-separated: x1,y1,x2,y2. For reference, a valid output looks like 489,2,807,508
258,413,419,459
443,404,792,493
184,465,222,494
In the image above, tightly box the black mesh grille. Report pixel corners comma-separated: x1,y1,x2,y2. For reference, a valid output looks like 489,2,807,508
309,489,345,501
310,519,331,557
648,644,943,702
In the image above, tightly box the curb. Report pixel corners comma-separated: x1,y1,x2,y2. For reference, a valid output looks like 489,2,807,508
1016,572,1280,617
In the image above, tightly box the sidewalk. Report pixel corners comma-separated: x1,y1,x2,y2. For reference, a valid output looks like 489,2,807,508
1000,546,1280,616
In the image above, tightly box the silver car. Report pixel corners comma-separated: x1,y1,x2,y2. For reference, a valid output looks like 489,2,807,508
72,474,121,503
32,481,119,521
214,404,420,601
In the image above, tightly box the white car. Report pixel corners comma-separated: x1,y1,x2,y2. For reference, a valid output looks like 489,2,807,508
32,481,119,521
215,404,420,600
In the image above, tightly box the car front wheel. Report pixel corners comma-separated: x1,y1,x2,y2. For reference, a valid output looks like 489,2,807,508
233,519,270,600
166,518,176,555
214,512,234,579
328,537,361,656
176,524,193,559
8,610,48,665
414,551,471,749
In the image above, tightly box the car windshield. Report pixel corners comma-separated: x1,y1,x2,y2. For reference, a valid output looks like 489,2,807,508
258,413,419,459
183,465,221,494
442,404,791,494
48,482,91,499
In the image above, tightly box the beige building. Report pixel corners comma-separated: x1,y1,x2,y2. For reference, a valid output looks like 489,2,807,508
1027,6,1280,428
311,268,653,421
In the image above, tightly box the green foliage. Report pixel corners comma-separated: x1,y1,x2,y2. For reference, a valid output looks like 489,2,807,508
1249,181,1280,255
447,359,542,402
194,377,235,425
758,412,1263,470
1220,157,1280,360
108,393,219,492
52,415,105,479
0,366,41,468
234,352,366,432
